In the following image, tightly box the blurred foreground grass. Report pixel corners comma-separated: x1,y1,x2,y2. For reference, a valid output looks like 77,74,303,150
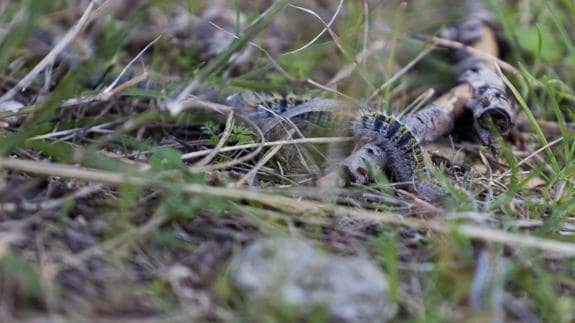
0,0,574,322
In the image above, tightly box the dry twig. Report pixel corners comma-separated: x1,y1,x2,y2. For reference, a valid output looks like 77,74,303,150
1,158,575,257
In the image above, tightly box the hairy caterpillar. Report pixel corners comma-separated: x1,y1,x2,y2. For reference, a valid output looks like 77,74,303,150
351,112,426,183
227,92,311,112
226,92,334,126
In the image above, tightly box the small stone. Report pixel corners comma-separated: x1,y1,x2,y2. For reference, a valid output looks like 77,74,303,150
0,99,24,113
230,237,392,322
0,99,25,126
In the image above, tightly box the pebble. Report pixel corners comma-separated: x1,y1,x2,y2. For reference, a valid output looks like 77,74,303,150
230,237,392,322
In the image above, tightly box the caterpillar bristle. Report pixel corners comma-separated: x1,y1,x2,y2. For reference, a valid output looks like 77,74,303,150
384,120,402,139
396,131,414,148
373,114,392,132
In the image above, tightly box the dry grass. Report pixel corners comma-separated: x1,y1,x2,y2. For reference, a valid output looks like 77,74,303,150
0,0,574,322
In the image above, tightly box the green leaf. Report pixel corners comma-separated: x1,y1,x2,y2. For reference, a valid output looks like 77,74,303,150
149,147,185,172
1,252,42,299
200,120,219,137
230,125,255,145
516,25,563,62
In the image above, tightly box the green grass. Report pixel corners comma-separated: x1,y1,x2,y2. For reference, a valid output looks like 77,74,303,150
0,0,574,322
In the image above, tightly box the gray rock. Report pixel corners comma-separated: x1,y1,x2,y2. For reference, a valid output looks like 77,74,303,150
230,237,391,322
0,99,24,113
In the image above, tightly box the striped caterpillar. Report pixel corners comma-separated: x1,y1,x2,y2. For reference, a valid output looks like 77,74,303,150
226,92,334,127
348,112,426,184
226,92,311,116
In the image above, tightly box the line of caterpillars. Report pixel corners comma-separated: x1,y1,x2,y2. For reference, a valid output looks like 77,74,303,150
229,91,426,182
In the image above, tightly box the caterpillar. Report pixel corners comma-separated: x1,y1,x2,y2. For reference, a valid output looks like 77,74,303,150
226,92,311,115
226,92,334,126
351,112,426,183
